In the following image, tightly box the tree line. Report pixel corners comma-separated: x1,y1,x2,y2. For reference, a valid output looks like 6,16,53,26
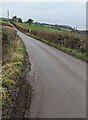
11,15,34,24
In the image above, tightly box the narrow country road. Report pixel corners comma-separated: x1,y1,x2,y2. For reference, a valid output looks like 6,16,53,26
17,30,86,118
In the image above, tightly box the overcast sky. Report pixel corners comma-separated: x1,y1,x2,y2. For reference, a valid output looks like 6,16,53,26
0,2,86,30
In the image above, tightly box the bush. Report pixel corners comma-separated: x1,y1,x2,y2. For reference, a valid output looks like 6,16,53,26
30,30,87,53
2,28,17,64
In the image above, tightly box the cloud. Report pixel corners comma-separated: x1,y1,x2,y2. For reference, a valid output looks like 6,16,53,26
1,0,87,2
1,2,86,30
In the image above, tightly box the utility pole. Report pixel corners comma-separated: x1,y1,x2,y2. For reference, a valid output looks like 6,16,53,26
76,25,78,31
7,10,9,21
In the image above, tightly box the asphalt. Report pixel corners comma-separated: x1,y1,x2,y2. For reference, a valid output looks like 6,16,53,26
17,30,86,118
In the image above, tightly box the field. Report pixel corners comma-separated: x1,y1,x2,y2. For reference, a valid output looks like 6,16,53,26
17,22,67,32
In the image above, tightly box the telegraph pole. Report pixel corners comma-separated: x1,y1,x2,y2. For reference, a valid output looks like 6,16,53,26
7,10,9,21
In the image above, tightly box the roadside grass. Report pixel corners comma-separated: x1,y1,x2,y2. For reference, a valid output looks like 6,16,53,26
0,20,13,27
0,20,7,24
56,44,87,61
1,26,26,105
0,20,2,23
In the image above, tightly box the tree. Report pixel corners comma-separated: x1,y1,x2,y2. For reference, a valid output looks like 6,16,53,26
12,16,17,20
26,19,34,24
17,18,22,23
12,16,17,22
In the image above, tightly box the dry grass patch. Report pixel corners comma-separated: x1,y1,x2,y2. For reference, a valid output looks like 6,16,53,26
1,26,26,105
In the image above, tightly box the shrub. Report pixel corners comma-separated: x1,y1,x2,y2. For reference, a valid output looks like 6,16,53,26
2,27,17,65
30,30,87,53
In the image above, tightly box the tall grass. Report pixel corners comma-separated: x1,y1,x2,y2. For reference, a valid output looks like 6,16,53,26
1,26,25,104
30,30,88,61
0,20,13,27
30,30,87,52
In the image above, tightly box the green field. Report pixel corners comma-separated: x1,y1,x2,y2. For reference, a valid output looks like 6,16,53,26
17,22,64,32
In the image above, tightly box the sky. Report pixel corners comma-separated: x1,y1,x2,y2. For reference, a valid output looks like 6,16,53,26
0,1,87,30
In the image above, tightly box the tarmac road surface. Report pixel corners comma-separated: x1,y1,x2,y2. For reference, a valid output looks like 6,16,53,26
18,30,86,118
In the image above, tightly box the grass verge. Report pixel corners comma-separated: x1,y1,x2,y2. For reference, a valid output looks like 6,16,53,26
1,26,26,118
